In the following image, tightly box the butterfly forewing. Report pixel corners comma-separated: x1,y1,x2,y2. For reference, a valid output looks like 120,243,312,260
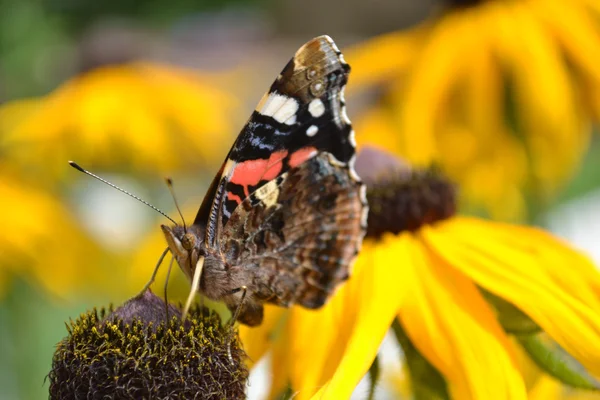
194,36,359,246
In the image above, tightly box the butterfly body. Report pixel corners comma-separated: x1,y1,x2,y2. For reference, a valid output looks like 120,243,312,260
162,35,367,326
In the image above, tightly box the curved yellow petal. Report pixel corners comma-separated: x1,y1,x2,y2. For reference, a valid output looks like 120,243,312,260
345,26,425,93
426,217,600,377
239,305,288,367
399,233,527,399
283,235,408,400
529,373,600,400
397,7,487,166
267,321,293,399
0,171,113,298
354,107,403,155
531,0,600,88
0,63,237,175
489,2,589,192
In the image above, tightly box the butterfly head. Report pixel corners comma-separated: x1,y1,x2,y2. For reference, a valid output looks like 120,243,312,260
161,224,204,280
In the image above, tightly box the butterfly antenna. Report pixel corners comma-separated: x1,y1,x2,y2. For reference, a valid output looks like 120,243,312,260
69,161,178,226
165,178,187,231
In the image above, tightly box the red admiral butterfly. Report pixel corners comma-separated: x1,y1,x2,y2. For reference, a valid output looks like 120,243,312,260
161,35,367,326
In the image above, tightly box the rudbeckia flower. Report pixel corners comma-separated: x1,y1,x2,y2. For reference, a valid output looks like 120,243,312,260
347,0,600,218
0,167,116,298
0,62,238,179
239,147,600,399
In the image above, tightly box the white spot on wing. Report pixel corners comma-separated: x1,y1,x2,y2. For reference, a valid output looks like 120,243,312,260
341,105,351,125
359,185,369,227
256,93,299,125
327,153,346,167
348,155,361,182
308,99,326,118
253,179,281,208
349,129,356,147
286,114,297,125
359,184,367,204
306,125,319,137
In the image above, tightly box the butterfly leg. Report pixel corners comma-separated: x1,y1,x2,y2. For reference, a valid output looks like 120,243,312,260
226,286,248,365
228,286,248,326
136,247,170,298
182,255,205,321
163,256,175,321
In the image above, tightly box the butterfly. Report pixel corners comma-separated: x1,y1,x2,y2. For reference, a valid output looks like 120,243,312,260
162,35,368,326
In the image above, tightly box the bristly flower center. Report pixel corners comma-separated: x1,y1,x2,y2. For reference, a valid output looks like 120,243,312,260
365,168,457,239
354,147,457,239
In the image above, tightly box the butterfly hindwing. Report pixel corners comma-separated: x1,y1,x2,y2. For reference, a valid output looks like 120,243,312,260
220,153,366,324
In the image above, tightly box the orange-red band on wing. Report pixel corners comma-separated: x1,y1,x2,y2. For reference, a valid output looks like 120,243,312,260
289,147,317,168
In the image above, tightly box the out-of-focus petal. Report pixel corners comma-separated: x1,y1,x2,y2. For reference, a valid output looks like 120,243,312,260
345,27,424,93
239,305,288,367
0,171,113,297
529,374,600,400
0,63,238,176
399,233,527,399
397,10,476,165
425,217,600,377
488,1,589,193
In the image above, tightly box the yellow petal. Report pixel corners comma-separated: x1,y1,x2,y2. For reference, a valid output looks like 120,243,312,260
345,27,424,93
531,0,600,88
354,107,403,155
239,305,288,367
284,236,407,400
397,9,477,165
399,233,527,399
426,217,600,377
0,63,237,175
0,170,113,297
268,318,293,399
489,2,589,192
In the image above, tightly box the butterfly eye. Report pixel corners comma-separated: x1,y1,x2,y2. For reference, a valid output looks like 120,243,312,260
181,233,196,251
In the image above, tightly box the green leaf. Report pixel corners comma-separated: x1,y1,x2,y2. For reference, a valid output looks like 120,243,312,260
517,332,600,391
482,290,540,334
368,354,380,400
392,319,450,400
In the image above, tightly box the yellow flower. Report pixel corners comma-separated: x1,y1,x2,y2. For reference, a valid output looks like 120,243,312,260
0,167,119,298
0,62,238,179
347,0,600,218
240,147,600,399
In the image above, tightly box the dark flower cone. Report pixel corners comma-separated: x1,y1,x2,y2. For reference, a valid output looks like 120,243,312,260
355,146,457,239
48,290,248,399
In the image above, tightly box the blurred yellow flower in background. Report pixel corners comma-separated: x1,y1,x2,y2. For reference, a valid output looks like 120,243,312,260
240,148,600,399
0,62,238,181
347,0,600,218
0,167,115,298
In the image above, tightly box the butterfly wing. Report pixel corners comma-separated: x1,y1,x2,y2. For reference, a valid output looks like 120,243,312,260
193,35,360,249
197,35,367,325
220,152,366,325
